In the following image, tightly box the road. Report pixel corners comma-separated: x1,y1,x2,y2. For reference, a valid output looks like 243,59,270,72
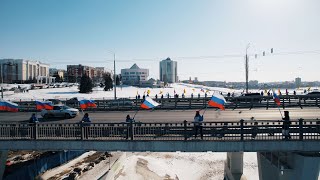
0,108,319,123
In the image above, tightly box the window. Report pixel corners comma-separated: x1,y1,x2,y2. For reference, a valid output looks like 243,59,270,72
53,106,61,110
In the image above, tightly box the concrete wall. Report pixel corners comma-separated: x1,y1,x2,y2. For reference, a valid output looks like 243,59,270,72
0,151,8,180
257,152,320,180
0,140,319,152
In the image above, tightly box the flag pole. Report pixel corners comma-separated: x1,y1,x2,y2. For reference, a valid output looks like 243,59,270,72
133,109,139,119
272,89,283,119
202,106,208,116
277,106,283,119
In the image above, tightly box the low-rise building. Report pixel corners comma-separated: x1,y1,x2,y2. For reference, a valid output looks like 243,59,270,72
67,64,94,83
0,59,51,83
121,64,149,86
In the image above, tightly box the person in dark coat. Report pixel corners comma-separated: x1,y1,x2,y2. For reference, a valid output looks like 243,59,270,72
125,114,134,139
282,111,291,140
81,113,91,123
251,121,258,139
194,111,204,139
29,113,39,123
81,113,91,139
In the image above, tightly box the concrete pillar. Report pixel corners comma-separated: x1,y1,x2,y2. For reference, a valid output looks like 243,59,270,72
257,152,320,180
224,152,245,180
0,150,8,180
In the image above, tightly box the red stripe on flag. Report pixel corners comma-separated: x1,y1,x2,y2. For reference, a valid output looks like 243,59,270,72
208,100,225,110
140,103,150,109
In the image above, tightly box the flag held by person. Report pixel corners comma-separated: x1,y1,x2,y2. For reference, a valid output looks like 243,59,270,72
140,97,159,109
79,99,97,109
0,100,18,112
35,101,53,110
208,93,226,110
273,90,281,106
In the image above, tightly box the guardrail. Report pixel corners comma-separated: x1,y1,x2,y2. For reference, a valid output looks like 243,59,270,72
0,119,319,141
11,95,320,111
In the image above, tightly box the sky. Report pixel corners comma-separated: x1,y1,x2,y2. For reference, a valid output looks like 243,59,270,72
1,0,320,82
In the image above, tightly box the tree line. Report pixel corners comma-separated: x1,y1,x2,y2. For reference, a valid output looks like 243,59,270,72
79,72,121,93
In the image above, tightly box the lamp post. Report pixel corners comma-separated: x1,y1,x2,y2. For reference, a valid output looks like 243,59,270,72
113,52,116,100
107,51,117,100
245,44,273,94
245,43,250,94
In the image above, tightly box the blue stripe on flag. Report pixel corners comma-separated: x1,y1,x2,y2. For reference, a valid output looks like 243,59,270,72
211,96,225,105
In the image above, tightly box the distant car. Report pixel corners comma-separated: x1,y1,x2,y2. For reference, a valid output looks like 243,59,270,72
45,99,62,105
66,97,79,105
237,93,262,102
41,105,79,119
305,91,320,100
307,91,320,95
107,98,134,107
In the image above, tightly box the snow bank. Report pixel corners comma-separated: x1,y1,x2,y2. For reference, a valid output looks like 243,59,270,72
114,152,258,180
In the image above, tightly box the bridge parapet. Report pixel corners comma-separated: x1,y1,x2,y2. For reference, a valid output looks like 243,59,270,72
0,120,319,142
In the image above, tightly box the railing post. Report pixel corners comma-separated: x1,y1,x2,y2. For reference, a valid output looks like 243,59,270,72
34,123,38,140
130,121,134,140
282,97,285,109
81,124,85,140
184,120,187,141
240,119,244,141
266,98,269,110
175,98,177,108
299,118,304,140
298,97,302,109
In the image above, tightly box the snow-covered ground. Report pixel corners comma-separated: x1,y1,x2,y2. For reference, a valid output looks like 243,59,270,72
1,82,313,101
109,152,257,180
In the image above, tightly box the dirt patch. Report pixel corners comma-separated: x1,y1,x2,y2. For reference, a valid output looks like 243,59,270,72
136,158,178,180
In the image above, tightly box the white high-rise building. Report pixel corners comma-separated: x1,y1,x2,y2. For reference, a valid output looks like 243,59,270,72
159,57,178,83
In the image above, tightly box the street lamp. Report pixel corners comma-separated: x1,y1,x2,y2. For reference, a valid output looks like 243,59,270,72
244,44,273,94
107,51,117,100
245,43,250,94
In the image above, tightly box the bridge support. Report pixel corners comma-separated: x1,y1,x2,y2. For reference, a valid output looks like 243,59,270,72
0,150,8,180
257,152,320,180
224,152,246,180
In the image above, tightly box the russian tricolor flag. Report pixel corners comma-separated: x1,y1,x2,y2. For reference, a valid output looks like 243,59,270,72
0,100,19,112
79,99,97,109
140,97,159,109
35,101,53,110
273,90,281,106
208,93,226,110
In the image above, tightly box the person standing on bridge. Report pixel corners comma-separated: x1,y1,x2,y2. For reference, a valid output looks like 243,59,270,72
194,111,204,139
282,111,291,140
125,115,134,139
29,113,39,123
81,113,91,139
81,113,91,123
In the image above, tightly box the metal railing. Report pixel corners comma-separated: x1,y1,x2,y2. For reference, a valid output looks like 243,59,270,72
10,95,320,112
0,119,319,141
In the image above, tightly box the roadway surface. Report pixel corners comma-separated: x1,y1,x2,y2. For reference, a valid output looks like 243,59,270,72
0,108,319,123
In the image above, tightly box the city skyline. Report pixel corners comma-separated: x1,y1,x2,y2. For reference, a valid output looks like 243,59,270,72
1,0,320,82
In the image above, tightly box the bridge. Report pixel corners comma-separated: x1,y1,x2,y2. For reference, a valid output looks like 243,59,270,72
0,119,320,180
12,94,320,111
